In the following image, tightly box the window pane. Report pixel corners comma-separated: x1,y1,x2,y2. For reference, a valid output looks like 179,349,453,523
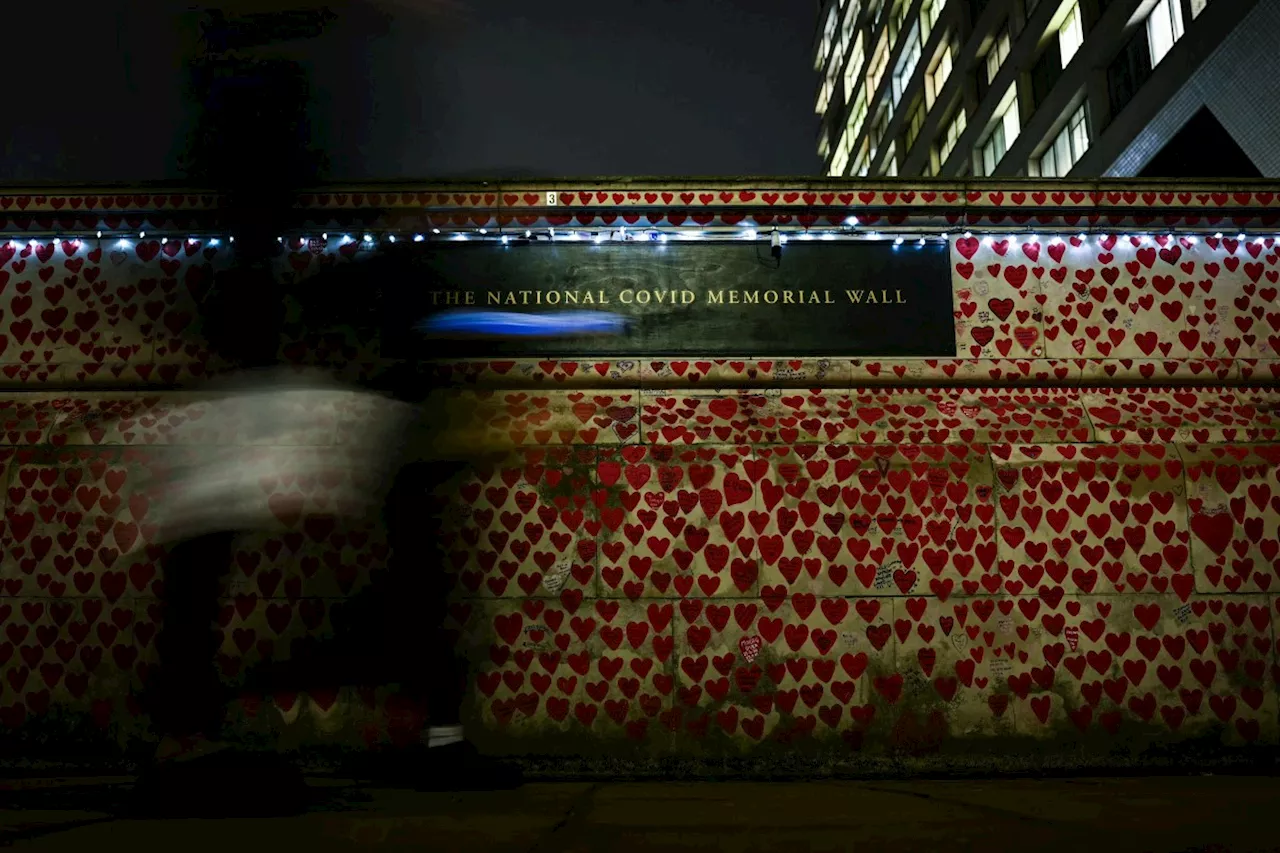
986,28,1010,84
817,5,837,70
1041,146,1058,178
906,100,926,148
940,109,966,162
1054,132,1071,173
999,84,1020,147
844,0,862,34
830,145,849,176
1147,0,1177,66
850,92,868,134
844,33,865,100
928,44,953,106
1059,2,1084,67
1071,120,1089,160
892,24,922,104
1003,103,1020,146
866,36,889,101
1067,106,1089,160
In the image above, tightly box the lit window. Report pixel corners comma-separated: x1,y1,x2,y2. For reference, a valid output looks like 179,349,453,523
1038,104,1090,177
865,34,890,102
830,136,850,176
848,91,869,143
1000,85,1021,147
830,115,855,176
842,0,863,42
1058,1,1084,67
816,4,838,71
985,26,1011,84
818,127,832,160
1190,0,1207,17
1147,0,1184,67
892,0,908,38
853,139,871,177
938,107,967,164
921,0,944,39
883,142,899,176
870,108,889,158
844,31,865,104
979,136,1001,176
906,99,927,150
925,44,953,108
817,77,834,115
830,151,849,178
823,52,842,114
979,84,1020,176
891,23,923,105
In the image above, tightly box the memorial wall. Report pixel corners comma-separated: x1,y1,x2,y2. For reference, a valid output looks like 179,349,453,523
0,180,1276,774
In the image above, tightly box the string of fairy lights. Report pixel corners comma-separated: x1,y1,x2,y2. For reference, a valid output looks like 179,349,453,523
1,221,1277,254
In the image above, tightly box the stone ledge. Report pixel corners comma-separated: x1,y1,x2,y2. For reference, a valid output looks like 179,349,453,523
0,358,1275,392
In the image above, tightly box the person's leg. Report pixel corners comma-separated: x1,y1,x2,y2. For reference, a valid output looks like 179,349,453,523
146,531,238,758
382,461,467,733
133,528,312,818
422,501,467,741
379,457,523,790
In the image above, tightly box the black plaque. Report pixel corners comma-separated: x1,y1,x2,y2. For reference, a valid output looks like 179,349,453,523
365,241,956,357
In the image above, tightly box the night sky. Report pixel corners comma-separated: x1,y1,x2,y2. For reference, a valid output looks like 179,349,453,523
1,0,821,183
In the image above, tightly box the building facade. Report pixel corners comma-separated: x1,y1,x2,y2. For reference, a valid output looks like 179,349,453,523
813,0,1280,178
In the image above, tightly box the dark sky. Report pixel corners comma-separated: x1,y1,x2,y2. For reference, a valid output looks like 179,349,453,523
1,0,821,183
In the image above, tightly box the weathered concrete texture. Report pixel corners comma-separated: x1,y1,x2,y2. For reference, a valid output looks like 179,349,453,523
4,776,1280,851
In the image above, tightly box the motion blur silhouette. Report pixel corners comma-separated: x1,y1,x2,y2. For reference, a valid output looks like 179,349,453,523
129,1,508,817
130,2,626,817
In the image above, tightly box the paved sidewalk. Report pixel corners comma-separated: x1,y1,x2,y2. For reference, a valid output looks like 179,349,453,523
3,774,1279,851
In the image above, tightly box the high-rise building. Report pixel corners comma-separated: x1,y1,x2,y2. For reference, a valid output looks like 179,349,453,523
812,0,1280,178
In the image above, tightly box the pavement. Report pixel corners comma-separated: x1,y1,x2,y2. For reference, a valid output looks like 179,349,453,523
2,773,1279,851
